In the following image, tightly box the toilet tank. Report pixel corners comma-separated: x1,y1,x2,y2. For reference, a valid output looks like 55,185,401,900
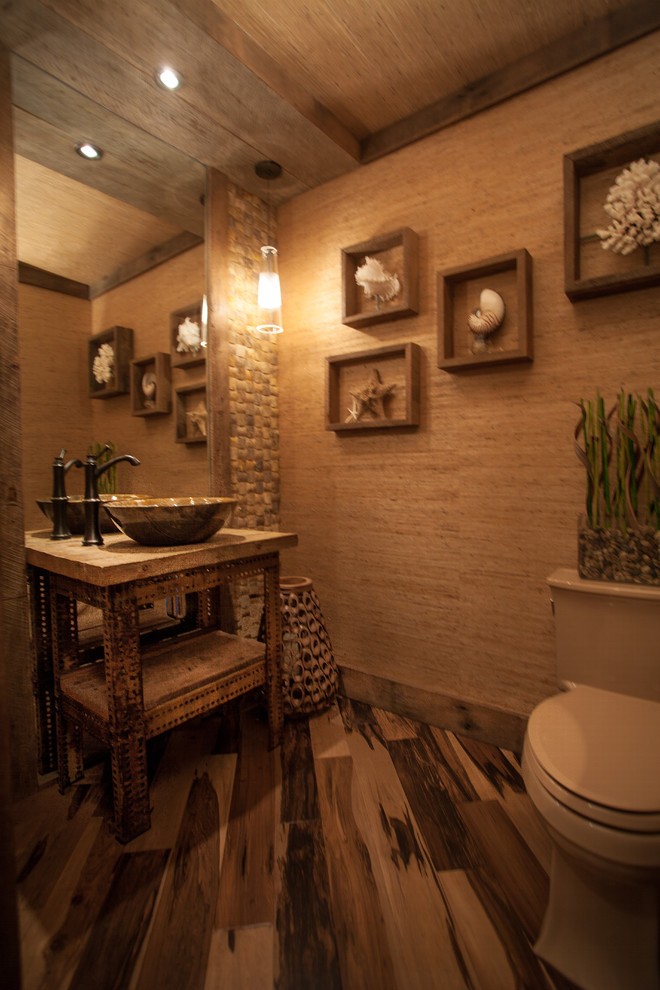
547,568,660,702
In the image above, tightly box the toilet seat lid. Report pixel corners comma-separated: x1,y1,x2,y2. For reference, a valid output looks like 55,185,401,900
527,686,660,816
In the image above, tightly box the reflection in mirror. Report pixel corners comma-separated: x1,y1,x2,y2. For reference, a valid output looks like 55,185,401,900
13,61,209,530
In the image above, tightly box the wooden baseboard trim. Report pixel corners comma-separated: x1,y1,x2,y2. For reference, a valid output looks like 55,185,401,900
338,666,528,753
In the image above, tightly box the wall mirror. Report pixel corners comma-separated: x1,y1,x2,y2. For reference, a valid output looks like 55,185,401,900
12,57,209,528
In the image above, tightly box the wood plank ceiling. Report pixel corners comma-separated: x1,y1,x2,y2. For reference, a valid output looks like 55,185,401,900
3,0,659,284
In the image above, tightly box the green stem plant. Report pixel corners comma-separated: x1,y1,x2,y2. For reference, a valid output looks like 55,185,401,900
576,389,659,533
89,440,117,494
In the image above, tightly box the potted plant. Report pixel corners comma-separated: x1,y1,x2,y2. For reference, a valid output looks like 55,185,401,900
575,389,660,584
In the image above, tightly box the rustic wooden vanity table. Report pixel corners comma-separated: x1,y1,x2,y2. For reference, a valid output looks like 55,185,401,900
25,527,297,843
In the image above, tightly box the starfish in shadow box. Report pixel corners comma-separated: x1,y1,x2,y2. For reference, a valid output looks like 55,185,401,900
346,367,396,422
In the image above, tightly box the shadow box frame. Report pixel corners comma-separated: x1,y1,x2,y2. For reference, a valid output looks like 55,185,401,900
437,249,533,372
130,352,172,416
175,382,208,444
170,300,206,368
326,342,421,432
564,120,660,301
88,325,133,399
341,227,419,328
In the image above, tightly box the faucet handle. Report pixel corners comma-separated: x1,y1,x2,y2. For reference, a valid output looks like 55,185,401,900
51,449,81,539
54,450,83,471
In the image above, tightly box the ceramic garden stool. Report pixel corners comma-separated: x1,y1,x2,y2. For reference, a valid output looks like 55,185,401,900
278,576,338,716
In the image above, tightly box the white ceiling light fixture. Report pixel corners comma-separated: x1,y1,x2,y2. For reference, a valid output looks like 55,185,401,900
155,66,182,90
75,141,103,160
255,160,284,335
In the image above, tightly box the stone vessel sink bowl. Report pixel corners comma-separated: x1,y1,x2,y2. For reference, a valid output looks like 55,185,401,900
37,494,149,534
103,497,237,546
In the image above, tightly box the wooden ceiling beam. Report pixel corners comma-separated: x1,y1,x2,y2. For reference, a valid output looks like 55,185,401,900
40,0,358,187
89,231,203,299
1,0,357,201
12,64,207,235
168,0,361,162
361,0,660,163
17,263,89,298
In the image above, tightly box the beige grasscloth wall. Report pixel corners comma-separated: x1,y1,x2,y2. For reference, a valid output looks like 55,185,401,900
275,33,660,732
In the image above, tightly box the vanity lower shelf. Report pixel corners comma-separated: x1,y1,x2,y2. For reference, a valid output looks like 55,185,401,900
60,628,266,740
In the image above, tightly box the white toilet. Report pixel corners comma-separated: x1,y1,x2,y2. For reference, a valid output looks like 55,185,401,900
522,568,660,990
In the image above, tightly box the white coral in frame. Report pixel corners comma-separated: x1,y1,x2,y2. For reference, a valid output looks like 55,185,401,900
597,157,660,256
176,316,202,354
354,256,401,304
92,342,114,384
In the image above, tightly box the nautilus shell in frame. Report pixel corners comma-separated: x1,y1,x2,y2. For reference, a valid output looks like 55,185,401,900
141,371,157,407
467,289,505,354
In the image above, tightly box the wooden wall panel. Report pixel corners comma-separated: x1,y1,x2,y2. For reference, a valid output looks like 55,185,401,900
206,168,232,497
276,33,660,735
0,42,26,987
1,49,39,802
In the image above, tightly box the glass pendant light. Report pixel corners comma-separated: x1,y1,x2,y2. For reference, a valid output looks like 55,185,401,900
257,245,283,334
255,160,284,334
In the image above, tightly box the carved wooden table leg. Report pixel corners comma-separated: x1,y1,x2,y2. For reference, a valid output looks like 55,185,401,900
262,555,284,749
51,586,83,790
191,586,221,630
103,590,150,843
28,568,57,775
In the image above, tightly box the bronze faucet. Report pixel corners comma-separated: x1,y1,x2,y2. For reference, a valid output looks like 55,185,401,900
50,449,83,540
78,445,140,546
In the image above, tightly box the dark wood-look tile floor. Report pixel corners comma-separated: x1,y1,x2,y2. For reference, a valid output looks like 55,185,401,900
12,696,581,990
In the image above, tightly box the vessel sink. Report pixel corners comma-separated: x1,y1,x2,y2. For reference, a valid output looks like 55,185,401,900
103,496,237,546
37,494,149,534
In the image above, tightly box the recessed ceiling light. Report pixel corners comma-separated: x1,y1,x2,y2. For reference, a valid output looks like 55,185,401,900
75,141,103,160
156,66,182,90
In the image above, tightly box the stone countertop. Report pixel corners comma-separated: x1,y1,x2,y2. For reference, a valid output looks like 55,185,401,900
25,528,298,587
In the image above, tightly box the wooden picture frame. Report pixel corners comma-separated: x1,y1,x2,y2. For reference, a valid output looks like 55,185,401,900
326,342,421,432
170,300,206,368
130,352,171,416
437,249,533,372
175,383,208,443
564,121,660,301
342,227,419,328
88,326,133,398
